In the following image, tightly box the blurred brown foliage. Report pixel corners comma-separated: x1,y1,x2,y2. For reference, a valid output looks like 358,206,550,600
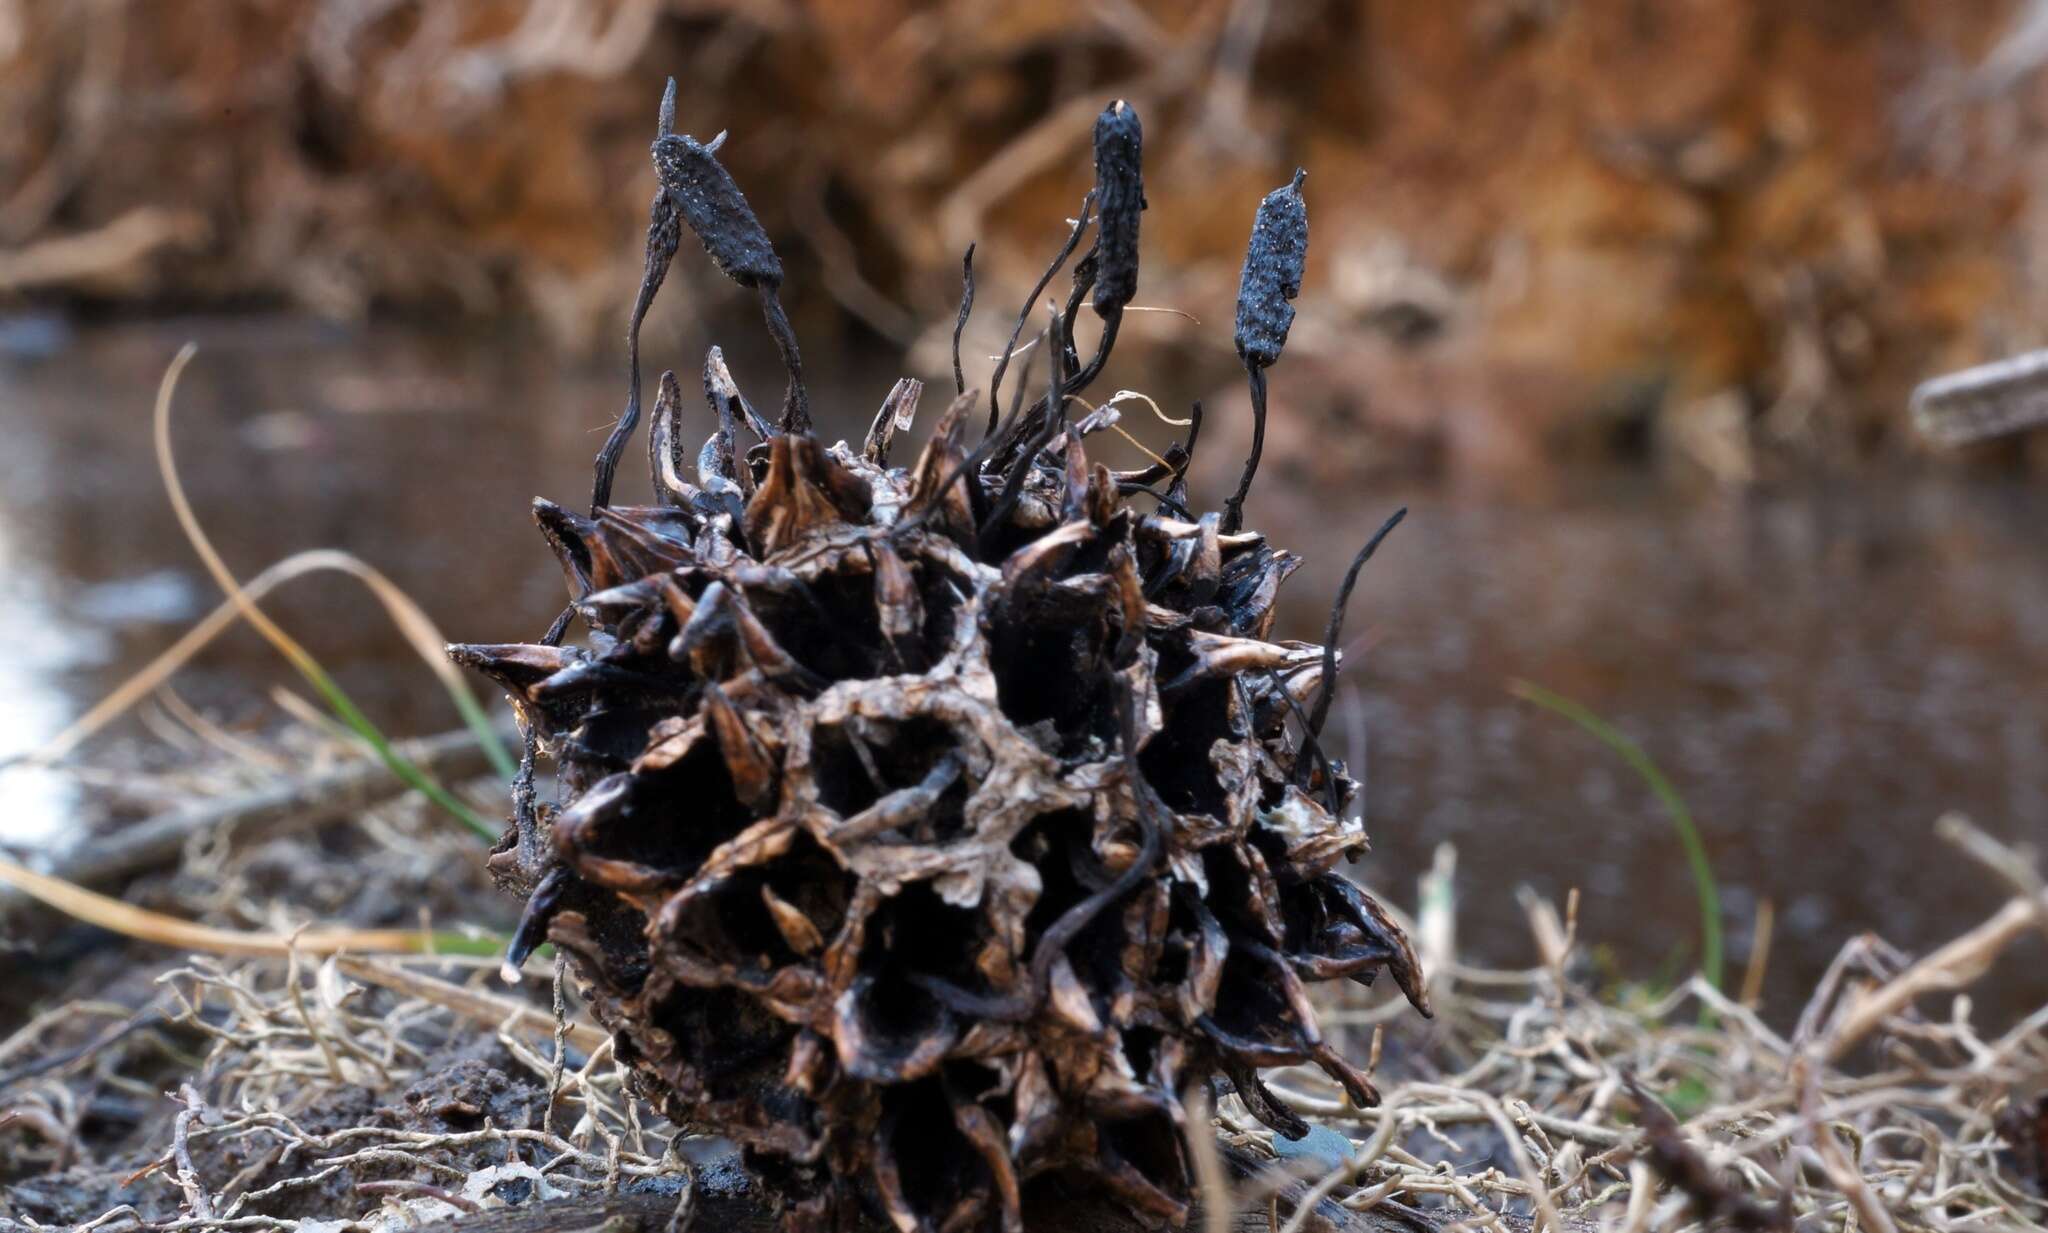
5,0,2048,476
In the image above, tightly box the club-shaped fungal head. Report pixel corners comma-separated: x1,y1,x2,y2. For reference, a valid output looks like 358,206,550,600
1234,168,1309,371
1091,99,1145,319
651,116,782,289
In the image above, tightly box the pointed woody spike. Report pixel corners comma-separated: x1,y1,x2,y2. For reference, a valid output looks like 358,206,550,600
869,537,925,667
577,577,664,629
532,497,596,596
742,435,866,556
447,642,574,696
649,369,690,506
902,390,980,540
704,344,774,441
503,867,570,978
863,377,924,465
703,684,778,810
658,77,677,138
760,883,823,956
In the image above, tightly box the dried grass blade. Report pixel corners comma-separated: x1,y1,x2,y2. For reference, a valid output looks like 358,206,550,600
0,853,495,958
151,344,498,840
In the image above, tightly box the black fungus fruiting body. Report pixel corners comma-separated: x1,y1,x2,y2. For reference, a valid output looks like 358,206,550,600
643,78,807,434
1233,169,1308,371
1223,169,1309,534
652,133,784,290
456,90,1422,1233
1091,100,1145,319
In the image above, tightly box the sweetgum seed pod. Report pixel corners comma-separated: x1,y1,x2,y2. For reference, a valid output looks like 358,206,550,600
652,133,784,289
1091,99,1145,319
1233,168,1309,370
454,88,1428,1233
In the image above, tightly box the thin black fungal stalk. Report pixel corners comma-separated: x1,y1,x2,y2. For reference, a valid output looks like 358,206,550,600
1223,168,1309,534
885,316,1044,547
1058,249,1096,370
985,322,1044,469
979,305,1070,554
1263,667,1342,817
1298,506,1406,778
1114,484,1194,519
1166,399,1203,507
1225,367,1268,536
883,401,999,544
592,85,684,513
756,286,808,433
985,191,1095,439
884,320,1047,547
952,243,976,396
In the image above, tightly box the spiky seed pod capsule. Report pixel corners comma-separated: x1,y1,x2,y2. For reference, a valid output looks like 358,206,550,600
1234,168,1309,370
457,98,1424,1233
1091,99,1145,319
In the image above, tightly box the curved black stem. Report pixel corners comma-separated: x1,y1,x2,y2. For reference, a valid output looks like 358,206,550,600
758,286,808,434
1007,267,1121,430
1115,483,1193,519
952,243,976,396
1070,306,1121,396
1300,507,1407,754
1221,366,1267,534
982,325,1044,475
978,308,1069,554
1165,400,1203,510
1265,668,1340,814
986,192,1095,439
593,192,679,512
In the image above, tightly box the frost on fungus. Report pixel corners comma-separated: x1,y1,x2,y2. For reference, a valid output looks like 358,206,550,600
452,85,1428,1233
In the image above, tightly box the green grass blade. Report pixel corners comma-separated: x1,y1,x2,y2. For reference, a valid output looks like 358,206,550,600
303,660,501,842
447,680,518,780
154,343,501,844
1509,679,1723,995
421,931,517,957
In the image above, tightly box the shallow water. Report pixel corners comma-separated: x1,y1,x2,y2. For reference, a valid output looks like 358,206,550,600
1,318,2043,1024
